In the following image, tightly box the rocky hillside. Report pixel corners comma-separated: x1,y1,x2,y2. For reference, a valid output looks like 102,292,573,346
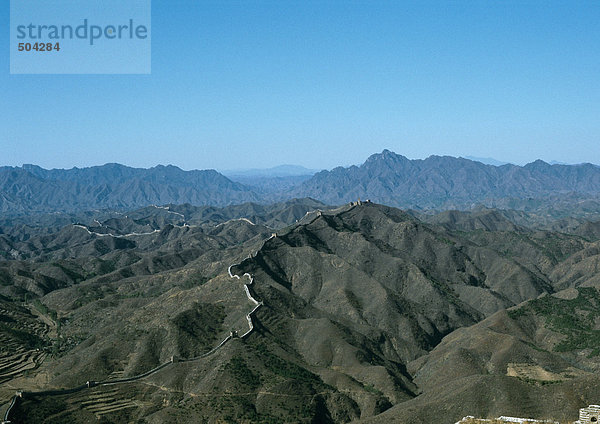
2,201,600,423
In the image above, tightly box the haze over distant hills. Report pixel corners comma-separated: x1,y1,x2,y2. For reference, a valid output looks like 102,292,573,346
221,164,321,195
221,164,320,178
462,156,511,166
3,150,600,216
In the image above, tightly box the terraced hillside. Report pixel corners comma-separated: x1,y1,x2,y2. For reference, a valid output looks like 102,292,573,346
0,299,50,384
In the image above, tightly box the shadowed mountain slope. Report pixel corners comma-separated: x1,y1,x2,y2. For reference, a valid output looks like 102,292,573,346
423,208,526,233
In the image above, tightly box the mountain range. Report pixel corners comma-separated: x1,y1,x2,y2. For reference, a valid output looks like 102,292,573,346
2,200,600,422
3,151,600,215
292,150,600,209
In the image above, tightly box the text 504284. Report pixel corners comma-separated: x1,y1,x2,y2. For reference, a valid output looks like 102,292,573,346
17,42,61,52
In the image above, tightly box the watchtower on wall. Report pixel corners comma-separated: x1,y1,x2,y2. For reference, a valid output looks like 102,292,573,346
578,405,600,423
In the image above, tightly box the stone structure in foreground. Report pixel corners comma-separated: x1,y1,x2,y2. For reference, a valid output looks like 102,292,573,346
455,404,600,424
455,416,558,423
576,405,600,424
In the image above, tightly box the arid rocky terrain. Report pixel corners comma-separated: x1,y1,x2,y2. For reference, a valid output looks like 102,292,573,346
1,197,600,423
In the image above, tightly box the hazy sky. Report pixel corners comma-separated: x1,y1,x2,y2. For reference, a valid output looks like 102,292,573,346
2,0,600,170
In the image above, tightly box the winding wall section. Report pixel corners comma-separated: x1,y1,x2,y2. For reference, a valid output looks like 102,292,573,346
2,245,265,423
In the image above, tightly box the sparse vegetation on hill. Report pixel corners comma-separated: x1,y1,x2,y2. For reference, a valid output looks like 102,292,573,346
2,200,600,423
509,288,600,355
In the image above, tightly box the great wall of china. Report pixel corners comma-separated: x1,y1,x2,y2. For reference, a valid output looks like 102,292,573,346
2,244,266,423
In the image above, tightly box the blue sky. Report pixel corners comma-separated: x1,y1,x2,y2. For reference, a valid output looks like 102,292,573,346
2,0,600,170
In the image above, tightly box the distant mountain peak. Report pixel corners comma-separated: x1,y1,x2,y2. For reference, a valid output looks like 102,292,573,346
364,149,410,165
463,156,511,166
221,164,319,178
524,159,552,170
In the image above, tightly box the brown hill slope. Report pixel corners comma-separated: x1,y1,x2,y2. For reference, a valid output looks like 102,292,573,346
3,202,600,423
362,287,600,423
